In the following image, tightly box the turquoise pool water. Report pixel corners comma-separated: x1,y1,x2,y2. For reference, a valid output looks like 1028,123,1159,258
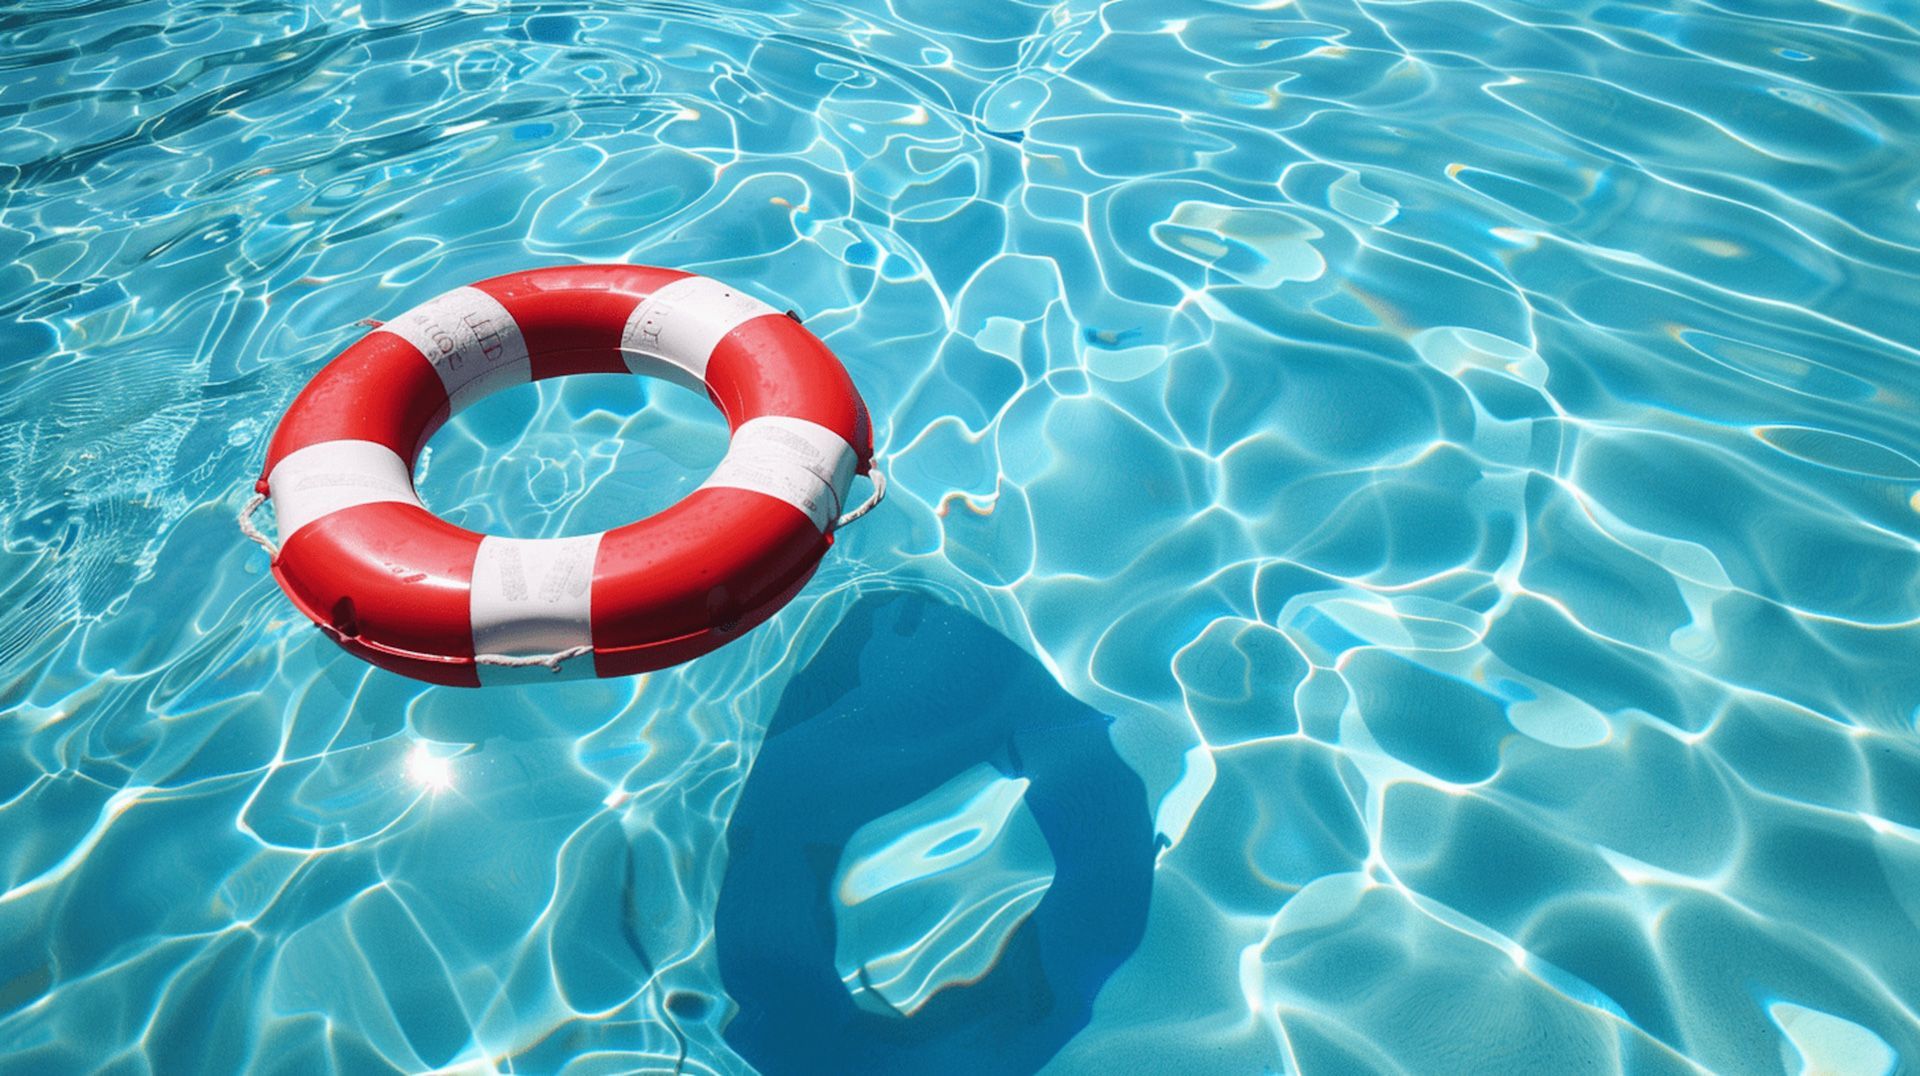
5,0,1920,1071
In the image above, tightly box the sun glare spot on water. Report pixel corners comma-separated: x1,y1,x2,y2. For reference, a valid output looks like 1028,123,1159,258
405,743,455,794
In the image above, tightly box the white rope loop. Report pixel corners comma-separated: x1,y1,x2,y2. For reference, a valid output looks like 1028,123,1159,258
833,462,887,531
238,490,278,559
472,643,592,672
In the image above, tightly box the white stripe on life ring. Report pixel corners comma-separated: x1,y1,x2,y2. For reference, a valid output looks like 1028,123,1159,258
379,286,531,412
268,439,423,541
621,275,779,391
469,532,601,672
701,416,857,532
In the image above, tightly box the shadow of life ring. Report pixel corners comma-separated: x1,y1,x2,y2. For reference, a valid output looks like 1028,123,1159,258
715,592,1154,1075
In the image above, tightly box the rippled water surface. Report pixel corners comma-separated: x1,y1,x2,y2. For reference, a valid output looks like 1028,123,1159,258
5,0,1920,1072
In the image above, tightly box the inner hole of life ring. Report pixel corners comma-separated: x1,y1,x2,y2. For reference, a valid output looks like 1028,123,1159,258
410,371,729,541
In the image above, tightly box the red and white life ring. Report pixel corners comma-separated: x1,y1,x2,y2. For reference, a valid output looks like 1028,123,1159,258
245,264,878,687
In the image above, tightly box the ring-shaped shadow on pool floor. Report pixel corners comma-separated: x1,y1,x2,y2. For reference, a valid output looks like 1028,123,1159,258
716,592,1155,1075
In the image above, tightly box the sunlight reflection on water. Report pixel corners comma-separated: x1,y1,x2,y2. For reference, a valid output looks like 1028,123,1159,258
1,0,1919,1072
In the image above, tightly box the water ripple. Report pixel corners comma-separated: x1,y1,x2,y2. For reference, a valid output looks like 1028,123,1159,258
2,0,1920,1072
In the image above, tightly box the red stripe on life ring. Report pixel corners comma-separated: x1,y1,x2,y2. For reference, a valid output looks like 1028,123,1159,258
259,333,451,488
272,502,485,687
706,315,874,471
588,486,831,678
473,264,690,381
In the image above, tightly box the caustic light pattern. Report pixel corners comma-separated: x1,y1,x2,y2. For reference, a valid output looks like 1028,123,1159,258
2,0,1919,1073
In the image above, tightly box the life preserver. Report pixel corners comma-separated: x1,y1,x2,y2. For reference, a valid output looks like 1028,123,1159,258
248,264,877,687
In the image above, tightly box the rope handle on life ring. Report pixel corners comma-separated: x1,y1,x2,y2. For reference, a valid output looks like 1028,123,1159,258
834,460,886,531
238,491,278,559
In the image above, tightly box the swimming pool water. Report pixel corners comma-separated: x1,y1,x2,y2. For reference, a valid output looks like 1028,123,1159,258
4,0,1920,1072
